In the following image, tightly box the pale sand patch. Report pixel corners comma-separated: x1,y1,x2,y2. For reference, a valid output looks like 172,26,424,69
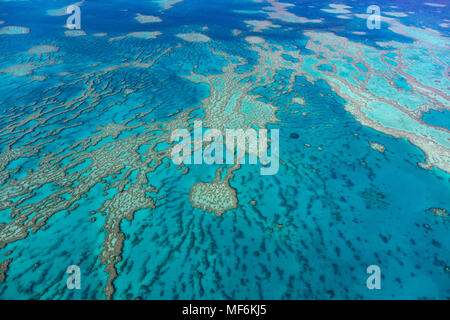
439,23,450,28
245,36,265,44
0,26,30,35
135,13,162,24
352,31,367,35
110,31,162,42
29,75,47,82
424,3,446,7
65,30,87,37
93,33,108,37
26,45,59,55
384,12,408,18
292,97,305,105
232,29,242,36
176,32,211,42
0,63,36,77
264,0,323,23
321,4,352,14
336,15,352,20
370,142,386,153
244,20,281,32
155,0,184,10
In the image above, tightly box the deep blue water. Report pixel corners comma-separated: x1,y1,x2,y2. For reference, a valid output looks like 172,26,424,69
422,109,450,131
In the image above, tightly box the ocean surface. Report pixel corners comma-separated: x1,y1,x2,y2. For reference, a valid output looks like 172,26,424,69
0,0,449,299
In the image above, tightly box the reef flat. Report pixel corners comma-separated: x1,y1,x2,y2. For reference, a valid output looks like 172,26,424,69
0,0,449,300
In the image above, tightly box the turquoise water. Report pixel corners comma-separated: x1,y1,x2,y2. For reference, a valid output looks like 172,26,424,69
0,0,449,300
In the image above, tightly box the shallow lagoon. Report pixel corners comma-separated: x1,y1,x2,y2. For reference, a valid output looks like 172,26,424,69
0,0,448,299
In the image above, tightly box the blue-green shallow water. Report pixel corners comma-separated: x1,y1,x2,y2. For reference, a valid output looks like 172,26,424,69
0,0,449,299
